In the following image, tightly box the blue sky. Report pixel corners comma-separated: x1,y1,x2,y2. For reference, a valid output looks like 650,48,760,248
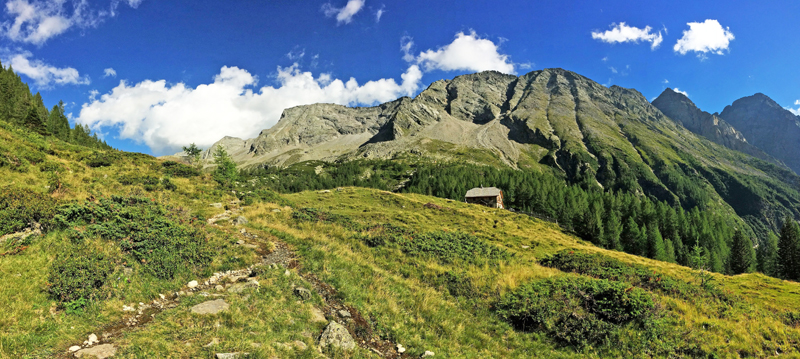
2,0,799,155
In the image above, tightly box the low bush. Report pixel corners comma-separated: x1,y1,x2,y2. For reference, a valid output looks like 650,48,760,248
437,270,479,298
85,151,118,167
496,276,657,347
540,250,691,296
54,195,212,279
0,186,57,236
398,230,510,265
292,207,361,231
240,188,293,207
47,248,115,306
39,161,65,173
161,160,201,177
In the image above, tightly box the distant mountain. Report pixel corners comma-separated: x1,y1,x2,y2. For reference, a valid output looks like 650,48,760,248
651,88,778,165
205,68,800,237
719,93,800,174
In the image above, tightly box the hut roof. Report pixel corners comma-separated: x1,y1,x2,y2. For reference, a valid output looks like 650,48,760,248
465,187,502,198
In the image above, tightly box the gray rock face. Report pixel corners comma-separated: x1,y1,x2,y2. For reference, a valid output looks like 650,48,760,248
720,93,800,174
190,299,229,315
233,216,248,226
74,344,116,358
652,88,777,164
215,353,249,359
318,322,356,350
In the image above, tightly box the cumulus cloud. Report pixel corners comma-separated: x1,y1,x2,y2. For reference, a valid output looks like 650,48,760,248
591,22,663,50
103,67,116,78
410,31,516,74
322,0,364,25
673,88,689,97
786,100,800,116
673,19,734,58
76,64,422,154
3,51,89,87
1,0,143,45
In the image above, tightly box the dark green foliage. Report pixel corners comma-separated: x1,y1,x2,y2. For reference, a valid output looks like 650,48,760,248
778,218,800,280
729,230,756,274
212,146,238,187
437,271,479,298
47,248,114,306
182,143,202,164
540,250,694,297
85,151,118,167
241,159,411,192
758,232,779,276
239,189,293,207
0,186,57,236
118,174,173,191
496,276,656,347
161,160,201,177
54,196,212,279
161,178,177,191
397,230,510,265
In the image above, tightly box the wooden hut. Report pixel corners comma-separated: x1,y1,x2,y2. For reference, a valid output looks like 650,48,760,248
464,187,504,209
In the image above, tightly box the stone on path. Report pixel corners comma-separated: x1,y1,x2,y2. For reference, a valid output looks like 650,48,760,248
74,344,116,358
233,216,248,225
227,281,259,294
215,353,248,359
293,287,312,301
309,307,327,323
187,280,198,289
191,299,229,315
318,322,355,350
68,345,81,352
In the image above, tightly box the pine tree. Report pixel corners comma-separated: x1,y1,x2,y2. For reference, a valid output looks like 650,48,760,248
665,239,676,263
758,232,779,276
729,229,755,274
604,211,623,251
212,145,238,187
778,217,800,280
648,225,666,261
621,217,641,254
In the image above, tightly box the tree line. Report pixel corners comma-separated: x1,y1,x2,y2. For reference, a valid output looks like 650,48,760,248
0,63,110,149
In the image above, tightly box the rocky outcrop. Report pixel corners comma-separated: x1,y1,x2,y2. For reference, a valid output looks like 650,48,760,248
652,88,777,164
720,93,800,174
318,321,356,350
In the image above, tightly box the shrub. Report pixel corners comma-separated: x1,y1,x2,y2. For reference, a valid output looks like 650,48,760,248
540,250,691,296
438,271,479,298
162,160,200,177
39,161,65,173
161,178,177,191
398,230,510,265
0,186,57,236
240,189,293,207
496,276,656,347
85,151,117,167
48,248,115,305
292,207,361,231
55,196,212,279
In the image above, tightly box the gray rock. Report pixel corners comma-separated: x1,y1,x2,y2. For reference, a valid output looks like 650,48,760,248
421,350,435,358
338,309,351,318
210,203,223,208
309,307,327,323
293,287,312,301
215,353,249,359
293,340,308,350
318,322,356,350
190,299,229,315
74,344,116,358
271,208,281,213
227,281,259,294
233,216,248,225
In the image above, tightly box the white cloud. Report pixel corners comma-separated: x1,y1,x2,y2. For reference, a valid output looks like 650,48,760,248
795,100,800,105
76,64,422,155
1,0,143,45
610,66,617,74
3,51,89,87
663,79,669,84
400,35,414,62
322,0,364,25
103,67,116,78
673,19,734,58
374,4,384,23
787,100,800,116
673,88,689,97
286,48,305,60
411,31,516,74
591,22,663,50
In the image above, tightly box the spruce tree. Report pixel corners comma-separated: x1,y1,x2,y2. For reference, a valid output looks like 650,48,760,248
621,217,641,254
648,225,666,261
729,229,755,274
778,217,800,280
758,232,779,277
604,211,623,251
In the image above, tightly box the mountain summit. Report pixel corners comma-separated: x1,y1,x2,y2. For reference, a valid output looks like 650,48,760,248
651,88,776,164
720,93,800,174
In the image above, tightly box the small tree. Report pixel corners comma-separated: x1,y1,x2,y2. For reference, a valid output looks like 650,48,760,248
212,145,238,187
182,143,203,165
729,229,755,274
778,217,800,280
758,232,779,277
688,245,715,290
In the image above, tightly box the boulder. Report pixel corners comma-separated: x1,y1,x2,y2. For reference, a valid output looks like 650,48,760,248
233,216,248,225
215,353,248,359
309,307,327,323
74,344,116,358
227,281,259,294
190,299,229,315
210,203,223,208
318,322,355,350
